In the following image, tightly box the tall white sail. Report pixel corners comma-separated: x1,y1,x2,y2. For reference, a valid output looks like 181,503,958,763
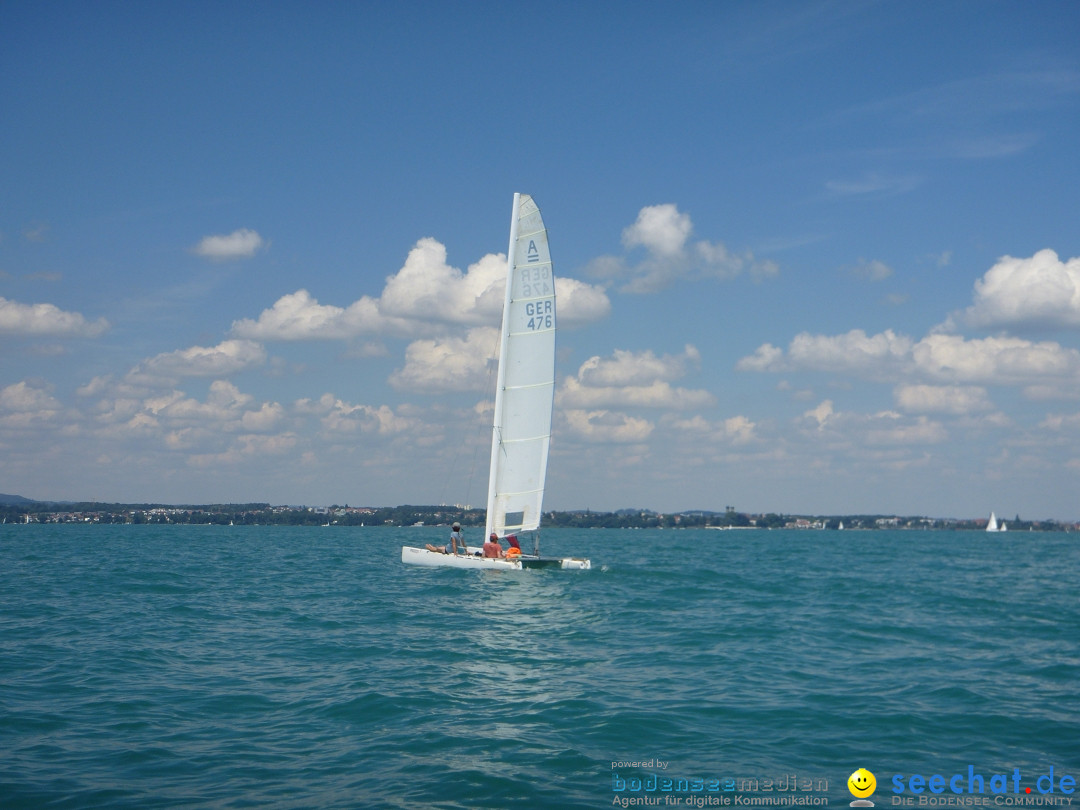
484,193,556,540
986,512,999,532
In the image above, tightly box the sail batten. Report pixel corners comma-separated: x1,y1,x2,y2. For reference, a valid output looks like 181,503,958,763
499,433,551,445
508,329,555,338
498,486,544,497
501,381,554,392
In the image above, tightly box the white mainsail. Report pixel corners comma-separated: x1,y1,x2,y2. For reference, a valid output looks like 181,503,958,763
986,512,999,532
484,193,556,541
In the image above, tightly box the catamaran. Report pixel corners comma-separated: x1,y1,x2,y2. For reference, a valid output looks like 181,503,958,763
401,194,590,571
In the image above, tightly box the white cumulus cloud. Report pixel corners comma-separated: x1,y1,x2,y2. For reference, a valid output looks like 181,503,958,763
558,377,715,410
737,330,913,378
665,413,757,445
865,414,948,445
86,381,302,466
0,381,62,414
296,393,417,436
379,238,506,325
241,402,285,432
596,204,777,293
894,384,993,414
796,400,947,446
562,409,654,443
129,339,267,385
577,345,700,387
193,228,265,260
622,204,692,257
231,289,390,340
738,329,1080,388
1040,411,1080,431
555,276,612,327
231,237,610,341
912,334,1080,384
388,328,498,393
0,296,109,337
735,343,786,373
557,346,714,410
964,249,1080,329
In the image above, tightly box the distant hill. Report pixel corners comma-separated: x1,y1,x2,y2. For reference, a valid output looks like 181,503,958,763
0,493,37,505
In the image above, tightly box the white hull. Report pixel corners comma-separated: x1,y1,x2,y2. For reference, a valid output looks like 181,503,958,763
401,546,522,570
401,546,590,571
529,556,591,570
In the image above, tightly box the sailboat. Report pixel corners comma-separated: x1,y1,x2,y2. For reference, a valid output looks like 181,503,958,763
401,194,590,571
986,512,1000,532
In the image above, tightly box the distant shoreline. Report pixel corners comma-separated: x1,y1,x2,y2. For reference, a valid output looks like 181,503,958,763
2,500,1076,532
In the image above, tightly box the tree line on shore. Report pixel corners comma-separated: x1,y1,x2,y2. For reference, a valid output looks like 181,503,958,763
2,500,1075,531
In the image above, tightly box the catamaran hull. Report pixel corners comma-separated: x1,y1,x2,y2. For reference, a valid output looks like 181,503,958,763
401,546,522,570
401,546,590,571
522,556,591,570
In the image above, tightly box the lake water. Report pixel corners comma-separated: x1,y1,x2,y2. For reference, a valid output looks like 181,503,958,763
2,525,1077,808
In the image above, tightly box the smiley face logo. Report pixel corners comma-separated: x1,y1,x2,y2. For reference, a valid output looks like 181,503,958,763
848,768,876,799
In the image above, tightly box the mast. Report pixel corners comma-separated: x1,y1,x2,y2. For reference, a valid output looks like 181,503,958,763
485,193,521,544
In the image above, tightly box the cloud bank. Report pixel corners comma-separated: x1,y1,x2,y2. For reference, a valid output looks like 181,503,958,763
739,329,1080,388
231,237,611,342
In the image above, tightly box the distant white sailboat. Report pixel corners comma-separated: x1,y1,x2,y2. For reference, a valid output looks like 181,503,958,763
838,520,844,530
986,512,999,532
401,194,590,571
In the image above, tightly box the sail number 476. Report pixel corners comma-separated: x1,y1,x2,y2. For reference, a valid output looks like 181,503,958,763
525,300,553,330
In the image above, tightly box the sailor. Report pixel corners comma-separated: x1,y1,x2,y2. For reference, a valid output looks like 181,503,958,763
449,522,465,554
426,522,465,555
482,532,504,558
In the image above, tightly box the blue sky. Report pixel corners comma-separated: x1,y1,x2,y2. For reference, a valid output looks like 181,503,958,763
2,1,1079,518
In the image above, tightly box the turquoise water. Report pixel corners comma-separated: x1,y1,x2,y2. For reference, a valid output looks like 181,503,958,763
1,525,1077,808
